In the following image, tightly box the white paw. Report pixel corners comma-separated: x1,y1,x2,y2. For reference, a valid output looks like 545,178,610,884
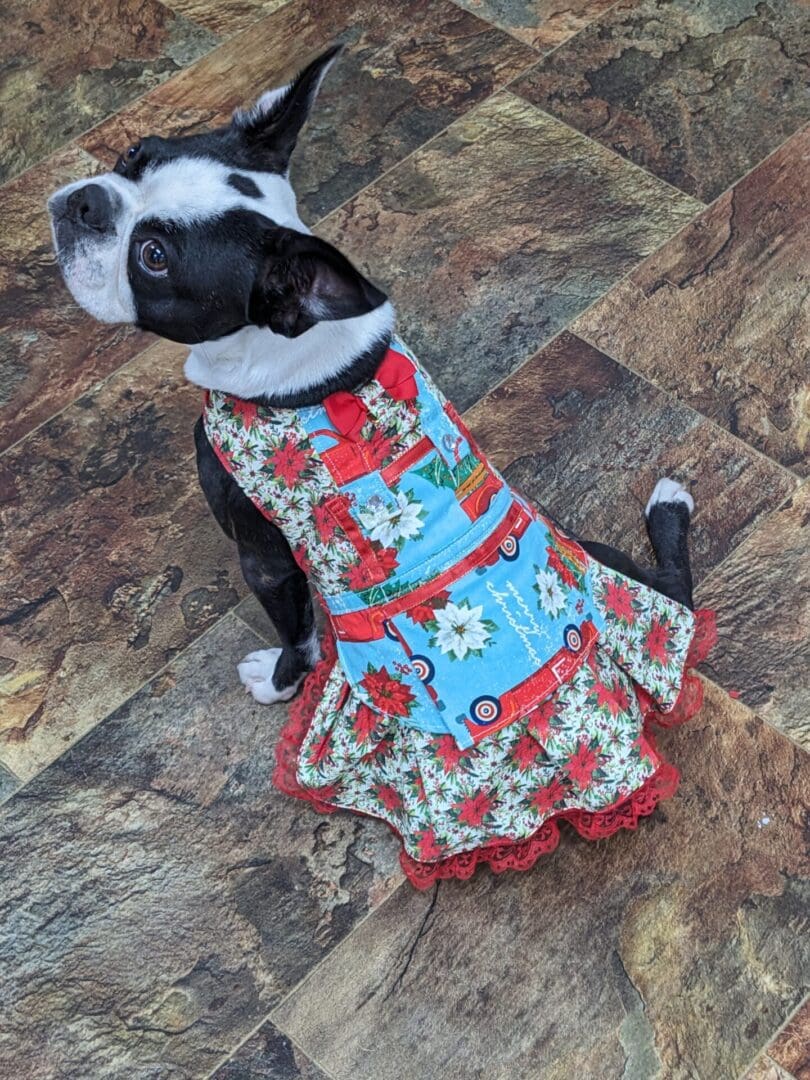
237,648,302,705
645,477,694,518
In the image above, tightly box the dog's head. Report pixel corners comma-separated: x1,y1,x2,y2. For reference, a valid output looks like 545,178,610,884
48,46,385,347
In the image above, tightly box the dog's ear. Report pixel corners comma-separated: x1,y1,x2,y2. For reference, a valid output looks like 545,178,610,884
249,229,386,337
232,45,343,171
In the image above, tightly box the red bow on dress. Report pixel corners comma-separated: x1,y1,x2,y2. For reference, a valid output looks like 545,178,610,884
323,348,417,440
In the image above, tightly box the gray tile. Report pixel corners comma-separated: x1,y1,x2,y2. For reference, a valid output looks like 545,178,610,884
214,1021,329,1079
0,615,402,1079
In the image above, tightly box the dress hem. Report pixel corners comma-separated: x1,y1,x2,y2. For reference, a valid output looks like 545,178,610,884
273,609,717,890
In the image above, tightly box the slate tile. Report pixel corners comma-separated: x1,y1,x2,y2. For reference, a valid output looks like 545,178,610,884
462,332,798,582
767,998,810,1080
273,681,810,1080
0,339,244,781
318,92,701,411
697,484,810,748
574,126,810,475
742,1057,800,1080
0,0,218,183
162,0,291,37
512,0,810,201
450,0,618,51
0,145,152,453
0,614,401,1079
78,0,536,221
0,761,21,805
214,1021,330,1079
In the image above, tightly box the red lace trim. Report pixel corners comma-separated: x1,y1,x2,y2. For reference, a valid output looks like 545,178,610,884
273,609,717,890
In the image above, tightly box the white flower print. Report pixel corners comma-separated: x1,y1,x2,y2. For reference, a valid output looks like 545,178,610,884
535,569,566,617
358,490,424,548
432,601,492,660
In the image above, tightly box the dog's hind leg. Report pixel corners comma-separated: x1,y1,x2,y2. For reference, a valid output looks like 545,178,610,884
581,478,695,610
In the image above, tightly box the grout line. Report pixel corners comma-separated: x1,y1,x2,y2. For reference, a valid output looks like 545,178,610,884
444,0,626,55
0,602,251,800
203,877,411,1079
736,992,808,1080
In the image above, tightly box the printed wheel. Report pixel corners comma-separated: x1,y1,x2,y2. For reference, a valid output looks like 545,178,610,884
499,534,520,561
410,654,435,685
469,694,502,726
383,619,399,641
563,624,583,652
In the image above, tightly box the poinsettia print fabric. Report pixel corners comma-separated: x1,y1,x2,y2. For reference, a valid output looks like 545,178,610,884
294,559,696,861
204,336,703,864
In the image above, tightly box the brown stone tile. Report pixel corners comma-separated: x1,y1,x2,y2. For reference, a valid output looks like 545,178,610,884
743,1057,799,1080
0,614,401,1079
768,999,810,1080
450,0,617,51
273,680,810,1080
574,127,810,475
0,0,218,183
214,1021,329,1079
78,0,536,221
319,92,700,411
697,484,810,748
512,0,810,202
0,339,245,781
0,146,153,453
163,0,291,37
463,332,798,582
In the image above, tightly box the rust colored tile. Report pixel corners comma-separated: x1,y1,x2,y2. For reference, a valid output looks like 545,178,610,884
451,0,618,51
0,146,153,453
0,0,218,182
742,1057,799,1080
0,614,401,1078
463,332,798,583
0,339,245,781
163,0,292,36
575,126,810,475
273,682,810,1080
78,0,536,221
768,999,810,1080
513,0,810,201
697,483,810,746
319,93,700,411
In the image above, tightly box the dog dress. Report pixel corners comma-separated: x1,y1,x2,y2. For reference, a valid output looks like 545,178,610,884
203,339,714,887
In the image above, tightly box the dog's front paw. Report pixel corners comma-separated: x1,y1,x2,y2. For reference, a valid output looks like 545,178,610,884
237,648,303,705
645,477,694,517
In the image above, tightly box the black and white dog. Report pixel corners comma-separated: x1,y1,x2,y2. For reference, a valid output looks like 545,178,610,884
48,46,695,707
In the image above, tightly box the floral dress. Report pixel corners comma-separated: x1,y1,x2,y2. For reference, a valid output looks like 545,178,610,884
203,339,715,888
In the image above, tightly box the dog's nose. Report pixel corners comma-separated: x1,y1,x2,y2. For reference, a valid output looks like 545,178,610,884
64,183,114,232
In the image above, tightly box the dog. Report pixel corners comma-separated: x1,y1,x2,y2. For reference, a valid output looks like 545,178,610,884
48,45,695,707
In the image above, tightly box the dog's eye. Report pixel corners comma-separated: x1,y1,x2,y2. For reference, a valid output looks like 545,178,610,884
127,143,140,159
139,239,168,275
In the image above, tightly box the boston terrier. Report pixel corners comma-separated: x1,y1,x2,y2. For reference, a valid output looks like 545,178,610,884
48,45,695,709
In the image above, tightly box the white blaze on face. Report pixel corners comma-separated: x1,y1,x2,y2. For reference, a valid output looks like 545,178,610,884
49,156,307,324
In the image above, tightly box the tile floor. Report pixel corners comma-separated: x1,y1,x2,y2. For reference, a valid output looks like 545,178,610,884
0,1,807,1077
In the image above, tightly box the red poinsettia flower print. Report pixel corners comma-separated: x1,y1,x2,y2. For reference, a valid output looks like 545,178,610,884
367,426,398,463
271,437,308,485
352,704,380,744
512,733,543,771
455,790,494,827
604,581,636,622
435,734,469,773
546,546,577,589
592,677,631,718
527,697,557,742
360,665,415,717
345,546,399,591
417,827,444,861
567,740,601,790
306,731,333,766
407,590,451,626
376,784,402,811
312,502,337,543
645,618,671,664
530,776,568,815
231,398,258,429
